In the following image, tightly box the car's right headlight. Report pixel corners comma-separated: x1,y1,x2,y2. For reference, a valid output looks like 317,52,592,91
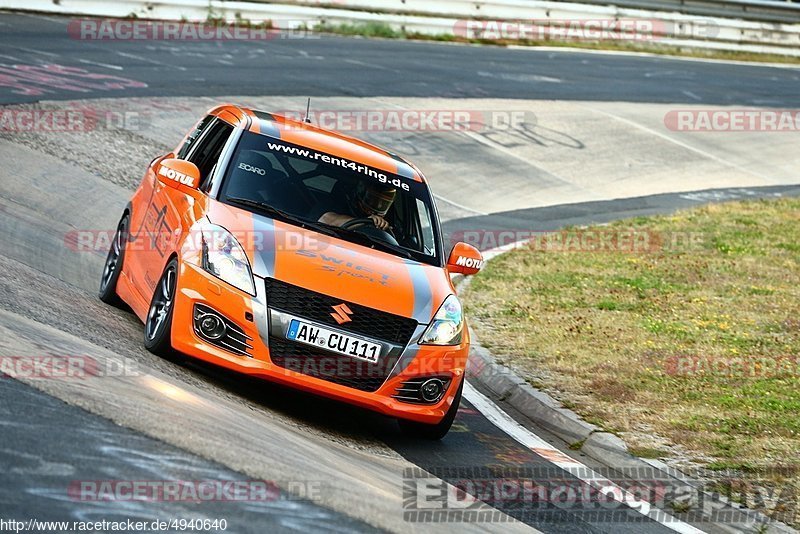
199,224,255,295
420,295,463,345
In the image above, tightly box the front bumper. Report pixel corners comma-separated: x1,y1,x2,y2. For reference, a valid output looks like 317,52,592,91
171,261,468,424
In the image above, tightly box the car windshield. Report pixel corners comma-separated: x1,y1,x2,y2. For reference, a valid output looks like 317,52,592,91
219,131,442,266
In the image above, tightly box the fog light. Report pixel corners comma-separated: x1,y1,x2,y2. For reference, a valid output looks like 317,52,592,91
198,313,226,340
420,378,446,403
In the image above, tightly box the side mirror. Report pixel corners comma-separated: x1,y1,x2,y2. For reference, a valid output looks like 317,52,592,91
156,158,201,190
447,242,484,275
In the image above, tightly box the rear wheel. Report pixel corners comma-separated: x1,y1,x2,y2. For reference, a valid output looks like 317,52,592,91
398,377,464,440
98,212,129,306
144,258,178,356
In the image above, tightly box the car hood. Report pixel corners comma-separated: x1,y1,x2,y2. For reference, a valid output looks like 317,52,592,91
206,201,452,324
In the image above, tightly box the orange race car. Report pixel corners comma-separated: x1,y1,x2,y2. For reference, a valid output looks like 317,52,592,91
98,104,484,438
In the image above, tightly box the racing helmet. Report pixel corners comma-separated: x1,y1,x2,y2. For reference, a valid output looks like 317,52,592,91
355,182,397,217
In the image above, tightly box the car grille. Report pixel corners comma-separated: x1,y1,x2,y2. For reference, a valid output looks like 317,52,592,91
265,278,419,392
268,337,400,392
265,278,418,345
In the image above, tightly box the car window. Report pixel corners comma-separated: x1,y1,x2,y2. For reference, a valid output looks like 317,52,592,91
219,131,442,266
188,119,234,188
416,198,436,255
176,115,213,160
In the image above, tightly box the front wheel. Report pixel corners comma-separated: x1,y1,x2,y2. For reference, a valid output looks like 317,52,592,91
398,378,464,440
144,258,178,356
98,212,129,306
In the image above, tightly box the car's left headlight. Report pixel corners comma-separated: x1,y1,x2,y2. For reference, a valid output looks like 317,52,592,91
200,224,255,295
420,295,463,345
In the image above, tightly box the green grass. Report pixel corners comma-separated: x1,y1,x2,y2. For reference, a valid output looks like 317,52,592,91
463,197,800,524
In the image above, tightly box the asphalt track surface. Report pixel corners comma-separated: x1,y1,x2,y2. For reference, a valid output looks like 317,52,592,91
1,10,798,534
0,12,798,107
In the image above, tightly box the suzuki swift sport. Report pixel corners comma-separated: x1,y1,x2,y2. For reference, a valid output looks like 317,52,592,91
99,104,484,439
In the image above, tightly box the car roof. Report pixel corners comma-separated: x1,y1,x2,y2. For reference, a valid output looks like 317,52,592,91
207,103,425,183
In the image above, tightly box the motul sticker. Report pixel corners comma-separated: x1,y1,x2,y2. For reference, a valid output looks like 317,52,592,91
158,165,198,188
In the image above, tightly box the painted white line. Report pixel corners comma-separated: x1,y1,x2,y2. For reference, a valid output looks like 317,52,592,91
463,382,707,534
298,50,325,60
78,58,124,71
458,128,571,188
433,193,489,217
114,51,187,71
8,46,59,58
681,90,702,101
644,70,679,78
344,58,389,71
506,45,800,70
16,13,66,24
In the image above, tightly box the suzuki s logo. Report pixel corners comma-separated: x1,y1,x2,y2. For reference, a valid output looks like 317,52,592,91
331,303,353,324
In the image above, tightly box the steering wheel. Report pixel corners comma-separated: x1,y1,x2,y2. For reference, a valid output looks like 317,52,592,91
341,217,399,245
341,217,379,231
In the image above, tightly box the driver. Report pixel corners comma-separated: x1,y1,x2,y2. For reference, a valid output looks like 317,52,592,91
318,182,397,230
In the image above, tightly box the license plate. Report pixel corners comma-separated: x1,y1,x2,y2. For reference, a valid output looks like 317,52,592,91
286,320,381,364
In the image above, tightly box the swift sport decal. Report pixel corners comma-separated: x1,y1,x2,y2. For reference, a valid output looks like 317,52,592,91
294,250,392,287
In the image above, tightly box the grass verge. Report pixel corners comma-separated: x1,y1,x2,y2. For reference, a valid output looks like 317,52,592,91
463,197,800,524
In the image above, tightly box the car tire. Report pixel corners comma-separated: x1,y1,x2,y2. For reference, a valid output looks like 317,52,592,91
98,212,129,306
398,377,464,440
144,258,179,356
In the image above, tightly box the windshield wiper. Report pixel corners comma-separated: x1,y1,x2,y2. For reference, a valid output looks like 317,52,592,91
226,197,302,223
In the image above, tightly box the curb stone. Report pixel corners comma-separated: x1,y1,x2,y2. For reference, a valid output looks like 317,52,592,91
467,339,598,446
